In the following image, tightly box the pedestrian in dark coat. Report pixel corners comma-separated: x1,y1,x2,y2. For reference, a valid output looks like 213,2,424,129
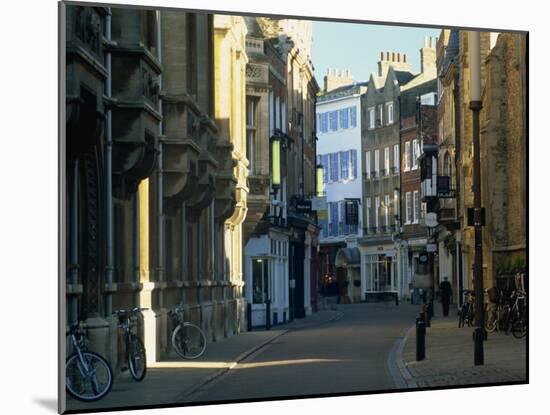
439,277,452,317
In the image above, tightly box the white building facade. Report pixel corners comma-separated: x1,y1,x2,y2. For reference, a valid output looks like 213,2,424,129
316,79,367,303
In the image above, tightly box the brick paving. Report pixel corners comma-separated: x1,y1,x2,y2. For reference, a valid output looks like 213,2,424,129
398,305,527,388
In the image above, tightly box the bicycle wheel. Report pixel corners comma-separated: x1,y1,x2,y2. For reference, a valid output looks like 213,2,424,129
127,334,147,381
485,306,498,332
500,306,511,333
458,306,466,328
466,305,475,327
172,323,206,359
66,351,113,401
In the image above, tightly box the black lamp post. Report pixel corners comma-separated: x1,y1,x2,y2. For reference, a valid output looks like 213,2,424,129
469,30,485,366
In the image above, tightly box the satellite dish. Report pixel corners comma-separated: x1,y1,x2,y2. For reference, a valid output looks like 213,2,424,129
425,212,438,228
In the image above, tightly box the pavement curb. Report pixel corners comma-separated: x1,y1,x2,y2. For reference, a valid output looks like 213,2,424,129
175,309,344,402
175,329,289,402
394,323,417,389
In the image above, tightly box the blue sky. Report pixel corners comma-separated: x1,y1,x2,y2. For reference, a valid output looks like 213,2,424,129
312,21,442,87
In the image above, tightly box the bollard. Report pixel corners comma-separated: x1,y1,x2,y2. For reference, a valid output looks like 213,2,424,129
420,310,429,328
265,299,271,331
416,316,426,361
473,327,484,365
247,302,252,332
395,293,399,306
425,304,432,328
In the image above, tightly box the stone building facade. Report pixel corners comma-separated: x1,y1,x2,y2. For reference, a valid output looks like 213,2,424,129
64,4,250,374
285,25,321,317
359,39,438,301
238,17,320,325
243,17,293,327
433,30,527,299
479,32,527,290
359,57,405,300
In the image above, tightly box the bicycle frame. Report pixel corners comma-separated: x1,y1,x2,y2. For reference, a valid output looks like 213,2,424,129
69,329,91,375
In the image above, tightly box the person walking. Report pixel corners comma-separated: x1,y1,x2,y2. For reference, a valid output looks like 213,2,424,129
439,277,452,317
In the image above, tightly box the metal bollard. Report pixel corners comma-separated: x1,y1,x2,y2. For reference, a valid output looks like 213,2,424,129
247,302,252,332
395,293,399,306
425,304,432,328
420,310,426,326
473,327,484,365
265,299,271,331
416,316,426,361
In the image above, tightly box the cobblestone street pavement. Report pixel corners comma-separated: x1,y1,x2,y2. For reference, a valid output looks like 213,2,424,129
397,306,527,388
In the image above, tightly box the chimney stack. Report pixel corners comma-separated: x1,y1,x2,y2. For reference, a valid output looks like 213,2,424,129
324,68,354,93
377,49,411,77
420,37,436,76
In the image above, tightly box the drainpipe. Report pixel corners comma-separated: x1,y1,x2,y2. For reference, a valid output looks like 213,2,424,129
397,95,404,297
133,191,140,306
156,10,165,308
453,72,462,305
104,8,114,317
180,202,187,299
69,160,79,324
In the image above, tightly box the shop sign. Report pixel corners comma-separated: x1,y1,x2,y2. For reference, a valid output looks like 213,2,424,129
426,243,437,252
295,199,312,213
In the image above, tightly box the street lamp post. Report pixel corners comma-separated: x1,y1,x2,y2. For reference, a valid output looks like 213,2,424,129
469,30,485,366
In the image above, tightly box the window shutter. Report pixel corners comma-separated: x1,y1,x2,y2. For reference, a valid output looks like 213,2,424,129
322,154,329,183
351,150,357,179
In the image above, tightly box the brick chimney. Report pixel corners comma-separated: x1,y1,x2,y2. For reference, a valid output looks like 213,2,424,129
377,50,411,77
420,36,437,77
324,68,354,93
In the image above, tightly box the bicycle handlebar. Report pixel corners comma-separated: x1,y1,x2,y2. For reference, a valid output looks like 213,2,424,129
113,307,149,316
66,321,86,336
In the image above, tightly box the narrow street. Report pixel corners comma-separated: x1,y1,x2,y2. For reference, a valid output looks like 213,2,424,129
185,303,417,404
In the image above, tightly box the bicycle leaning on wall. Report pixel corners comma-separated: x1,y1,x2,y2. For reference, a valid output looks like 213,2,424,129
65,321,113,402
169,303,206,359
113,307,148,381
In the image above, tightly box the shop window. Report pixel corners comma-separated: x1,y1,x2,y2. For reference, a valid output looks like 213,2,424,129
252,258,269,304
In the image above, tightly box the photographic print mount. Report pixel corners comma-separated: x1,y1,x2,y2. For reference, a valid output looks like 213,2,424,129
59,1,528,413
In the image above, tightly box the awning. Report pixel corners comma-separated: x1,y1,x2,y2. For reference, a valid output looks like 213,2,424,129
335,247,361,268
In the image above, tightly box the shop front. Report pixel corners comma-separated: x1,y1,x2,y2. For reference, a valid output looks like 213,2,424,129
363,252,398,300
245,231,290,328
